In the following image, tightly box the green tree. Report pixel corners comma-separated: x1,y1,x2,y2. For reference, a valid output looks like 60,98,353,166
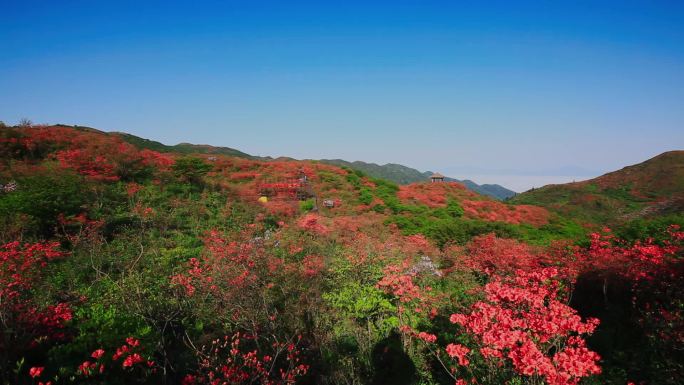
172,157,212,186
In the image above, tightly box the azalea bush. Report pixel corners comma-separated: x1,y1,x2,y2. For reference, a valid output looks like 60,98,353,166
0,241,71,383
182,332,308,385
442,268,601,385
568,226,684,384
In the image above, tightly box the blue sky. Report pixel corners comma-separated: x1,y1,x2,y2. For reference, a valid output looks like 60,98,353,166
1,1,683,191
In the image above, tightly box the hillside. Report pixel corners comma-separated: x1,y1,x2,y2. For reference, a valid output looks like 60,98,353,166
510,151,684,223
114,132,257,159
47,126,516,200
0,124,557,240
1,123,682,385
320,159,516,200
45,124,258,160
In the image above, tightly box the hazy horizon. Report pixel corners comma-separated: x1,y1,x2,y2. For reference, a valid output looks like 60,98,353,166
2,1,683,192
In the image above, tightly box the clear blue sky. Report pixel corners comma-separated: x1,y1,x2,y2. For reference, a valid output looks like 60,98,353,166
1,1,683,191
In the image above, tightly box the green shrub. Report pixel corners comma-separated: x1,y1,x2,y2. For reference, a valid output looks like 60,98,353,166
446,199,464,218
359,188,373,205
300,198,316,212
172,157,212,186
0,169,87,234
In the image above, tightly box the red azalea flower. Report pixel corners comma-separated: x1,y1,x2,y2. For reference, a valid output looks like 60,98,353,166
29,367,44,378
122,353,144,368
445,344,471,366
91,349,105,359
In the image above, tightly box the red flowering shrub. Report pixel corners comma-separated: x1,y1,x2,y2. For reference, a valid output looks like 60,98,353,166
138,149,174,172
628,227,684,341
568,226,684,383
463,234,542,275
168,228,317,384
25,337,157,383
397,182,475,208
326,213,391,246
452,226,683,384
183,332,308,385
378,263,425,304
175,230,265,294
461,199,549,226
396,182,549,225
0,241,71,378
301,254,325,278
0,241,64,298
262,201,299,217
230,171,261,181
4,125,173,182
57,213,105,248
297,214,329,235
571,226,682,282
442,268,601,385
563,226,682,302
54,148,120,182
377,259,443,334
170,227,325,335
71,337,155,382
126,182,143,197
404,234,432,254
330,215,363,232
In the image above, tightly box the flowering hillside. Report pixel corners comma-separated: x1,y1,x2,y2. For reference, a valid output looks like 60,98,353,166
398,182,549,225
0,124,682,385
510,151,684,224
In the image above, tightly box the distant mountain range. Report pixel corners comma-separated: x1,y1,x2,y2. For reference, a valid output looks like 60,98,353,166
63,125,517,200
318,159,516,200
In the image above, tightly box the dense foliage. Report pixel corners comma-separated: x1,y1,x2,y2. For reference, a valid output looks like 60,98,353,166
1,125,682,385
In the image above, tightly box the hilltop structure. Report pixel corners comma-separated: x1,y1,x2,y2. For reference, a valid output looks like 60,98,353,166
430,172,445,183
